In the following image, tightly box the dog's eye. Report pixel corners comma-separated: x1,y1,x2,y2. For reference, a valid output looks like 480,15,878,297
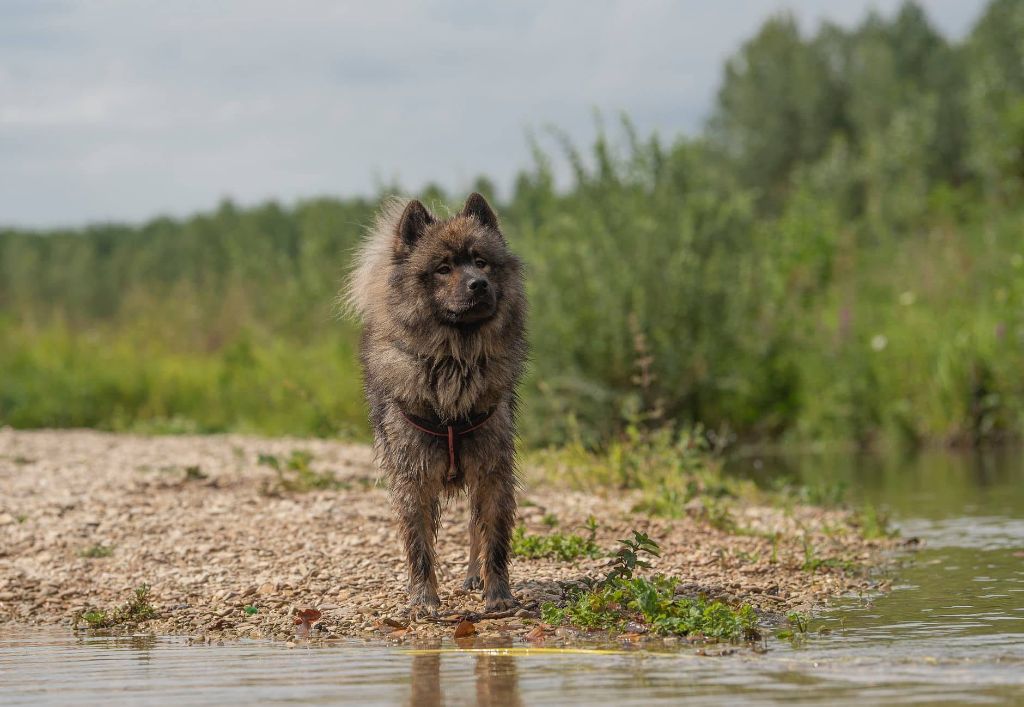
436,264,452,275
474,258,487,269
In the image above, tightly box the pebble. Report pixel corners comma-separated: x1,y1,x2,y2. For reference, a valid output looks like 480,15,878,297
0,428,892,643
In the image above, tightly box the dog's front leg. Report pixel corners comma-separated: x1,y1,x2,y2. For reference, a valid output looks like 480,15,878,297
470,463,518,612
391,477,441,615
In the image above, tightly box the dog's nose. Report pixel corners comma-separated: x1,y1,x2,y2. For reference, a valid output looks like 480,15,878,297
468,278,488,293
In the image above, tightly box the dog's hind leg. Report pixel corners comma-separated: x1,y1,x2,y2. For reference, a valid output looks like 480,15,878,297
463,509,483,591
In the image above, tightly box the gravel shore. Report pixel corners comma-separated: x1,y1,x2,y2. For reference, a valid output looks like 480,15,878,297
1,429,894,642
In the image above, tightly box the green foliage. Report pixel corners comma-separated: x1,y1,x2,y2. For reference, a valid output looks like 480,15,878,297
605,530,661,583
541,532,759,641
257,450,345,494
512,519,602,562
2,1,1024,451
77,585,157,630
79,544,114,559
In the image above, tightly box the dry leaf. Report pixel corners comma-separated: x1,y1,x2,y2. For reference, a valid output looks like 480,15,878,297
293,607,322,637
523,625,549,642
383,617,408,629
453,619,476,638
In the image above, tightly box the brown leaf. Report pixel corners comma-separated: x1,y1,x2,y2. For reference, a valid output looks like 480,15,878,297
453,619,476,638
523,625,549,642
383,617,408,629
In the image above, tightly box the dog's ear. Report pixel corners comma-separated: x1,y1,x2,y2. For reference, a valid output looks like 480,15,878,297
461,192,499,232
396,199,435,249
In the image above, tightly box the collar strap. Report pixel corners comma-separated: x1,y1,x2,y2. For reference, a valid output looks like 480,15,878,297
398,407,494,481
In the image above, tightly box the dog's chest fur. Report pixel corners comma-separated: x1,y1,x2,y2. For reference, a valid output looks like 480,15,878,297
416,353,487,418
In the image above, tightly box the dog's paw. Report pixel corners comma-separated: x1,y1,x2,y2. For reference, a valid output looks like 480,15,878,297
462,575,483,592
408,588,441,619
484,589,518,613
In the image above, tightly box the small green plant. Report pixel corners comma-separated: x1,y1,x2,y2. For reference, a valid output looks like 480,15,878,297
79,544,114,559
541,531,761,642
184,465,207,481
605,530,660,583
541,513,559,528
243,605,259,615
771,477,848,507
776,611,810,643
258,450,345,493
77,585,157,630
800,537,858,573
512,518,602,562
856,503,898,539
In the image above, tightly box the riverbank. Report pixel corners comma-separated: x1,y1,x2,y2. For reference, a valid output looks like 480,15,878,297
0,429,898,642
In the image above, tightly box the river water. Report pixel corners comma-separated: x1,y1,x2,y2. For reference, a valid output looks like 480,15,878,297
1,449,1022,705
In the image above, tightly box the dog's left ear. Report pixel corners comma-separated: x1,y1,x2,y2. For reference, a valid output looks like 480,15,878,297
462,192,500,232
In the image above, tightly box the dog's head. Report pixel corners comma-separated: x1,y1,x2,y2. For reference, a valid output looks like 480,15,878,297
391,193,519,328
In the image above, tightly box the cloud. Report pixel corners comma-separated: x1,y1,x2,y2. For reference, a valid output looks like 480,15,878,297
0,0,987,226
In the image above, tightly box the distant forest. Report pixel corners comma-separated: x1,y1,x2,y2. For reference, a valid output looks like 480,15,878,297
2,0,1023,448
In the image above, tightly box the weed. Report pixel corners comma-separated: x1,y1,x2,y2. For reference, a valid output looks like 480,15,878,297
77,585,157,630
243,605,259,615
184,465,207,481
541,531,761,641
605,530,660,583
15,514,27,524
258,450,346,494
512,519,602,562
800,537,858,573
541,513,559,528
856,503,898,539
79,544,114,559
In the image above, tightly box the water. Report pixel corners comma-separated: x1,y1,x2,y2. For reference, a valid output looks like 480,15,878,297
2,449,1023,705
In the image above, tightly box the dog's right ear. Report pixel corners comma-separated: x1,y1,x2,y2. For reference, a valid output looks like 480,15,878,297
396,199,435,250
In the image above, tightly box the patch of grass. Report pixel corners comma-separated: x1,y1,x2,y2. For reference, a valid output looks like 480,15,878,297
541,532,760,641
800,537,858,573
258,450,346,494
512,517,602,562
855,503,898,539
15,514,27,524
775,611,810,642
79,543,114,559
243,605,259,615
184,465,207,481
771,477,848,507
77,585,157,630
541,513,559,528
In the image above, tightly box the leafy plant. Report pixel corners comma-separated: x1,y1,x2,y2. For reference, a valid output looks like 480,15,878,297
79,543,114,559
258,450,345,494
512,518,602,562
77,585,158,630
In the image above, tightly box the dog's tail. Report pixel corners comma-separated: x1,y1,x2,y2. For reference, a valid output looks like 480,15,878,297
341,196,408,322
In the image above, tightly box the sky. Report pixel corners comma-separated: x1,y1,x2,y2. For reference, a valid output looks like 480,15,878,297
0,0,988,228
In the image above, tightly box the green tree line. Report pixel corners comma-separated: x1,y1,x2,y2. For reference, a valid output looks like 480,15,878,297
2,0,1023,448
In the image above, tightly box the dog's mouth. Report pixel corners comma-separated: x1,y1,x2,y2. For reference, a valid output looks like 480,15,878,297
445,296,497,324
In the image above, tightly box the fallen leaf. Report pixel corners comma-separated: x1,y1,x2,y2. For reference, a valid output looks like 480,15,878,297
383,617,408,629
523,625,549,642
453,619,476,638
293,607,322,637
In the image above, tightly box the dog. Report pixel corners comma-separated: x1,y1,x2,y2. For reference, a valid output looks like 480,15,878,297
346,193,527,613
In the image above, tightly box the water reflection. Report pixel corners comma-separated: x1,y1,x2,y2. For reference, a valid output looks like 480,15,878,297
407,640,523,707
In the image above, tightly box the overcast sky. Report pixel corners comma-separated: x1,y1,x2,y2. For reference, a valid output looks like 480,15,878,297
0,0,987,228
